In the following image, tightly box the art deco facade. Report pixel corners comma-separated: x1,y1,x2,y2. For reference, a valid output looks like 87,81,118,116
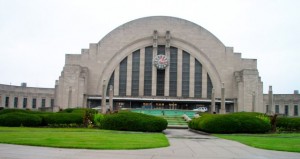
54,16,263,113
1,16,298,116
0,84,54,110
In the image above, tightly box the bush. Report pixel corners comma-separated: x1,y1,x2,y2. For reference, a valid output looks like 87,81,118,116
0,109,52,115
59,108,84,113
43,113,83,125
277,117,300,131
100,111,168,132
189,112,271,133
94,114,104,127
0,109,87,127
0,109,32,115
48,123,83,128
59,108,75,113
83,109,98,127
0,113,42,127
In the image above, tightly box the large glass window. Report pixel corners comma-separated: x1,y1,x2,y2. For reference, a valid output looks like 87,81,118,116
294,105,298,116
158,45,165,55
169,47,177,97
144,46,153,96
207,74,213,98
156,70,165,96
106,71,114,96
182,51,190,97
41,99,46,108
284,105,289,116
32,98,36,108
14,97,18,108
265,105,269,113
119,57,128,96
23,98,27,108
5,97,9,107
132,50,140,96
275,105,279,114
51,99,54,107
194,59,202,98
156,46,166,96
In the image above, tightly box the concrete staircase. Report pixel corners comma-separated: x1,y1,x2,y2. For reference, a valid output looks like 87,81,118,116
162,116,189,128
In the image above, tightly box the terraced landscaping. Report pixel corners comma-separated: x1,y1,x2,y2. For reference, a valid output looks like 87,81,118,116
132,109,195,117
163,116,188,127
131,109,195,128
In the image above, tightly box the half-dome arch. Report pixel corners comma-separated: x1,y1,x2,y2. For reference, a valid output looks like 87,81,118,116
56,16,263,114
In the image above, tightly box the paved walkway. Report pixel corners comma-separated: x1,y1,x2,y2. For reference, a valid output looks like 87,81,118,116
0,129,300,159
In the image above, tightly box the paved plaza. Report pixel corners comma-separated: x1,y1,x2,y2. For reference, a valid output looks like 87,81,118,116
0,129,299,159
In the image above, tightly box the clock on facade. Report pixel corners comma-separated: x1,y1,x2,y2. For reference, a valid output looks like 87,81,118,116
154,55,168,70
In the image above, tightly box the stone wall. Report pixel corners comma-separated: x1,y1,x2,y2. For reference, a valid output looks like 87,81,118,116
0,84,54,110
263,92,300,116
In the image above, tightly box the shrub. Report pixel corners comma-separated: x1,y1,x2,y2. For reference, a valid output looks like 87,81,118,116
48,123,83,128
59,108,75,113
100,111,168,132
94,113,104,127
0,109,86,127
83,109,98,127
59,108,97,114
189,112,271,133
43,113,83,125
277,117,300,131
0,109,52,115
0,109,31,115
0,113,42,127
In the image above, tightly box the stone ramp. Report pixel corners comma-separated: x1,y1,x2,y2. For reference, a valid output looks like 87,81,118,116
164,129,216,139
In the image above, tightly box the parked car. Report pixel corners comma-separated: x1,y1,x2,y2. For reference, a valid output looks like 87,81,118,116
193,107,208,112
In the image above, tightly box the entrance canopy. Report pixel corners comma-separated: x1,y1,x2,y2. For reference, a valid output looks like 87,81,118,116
87,96,234,103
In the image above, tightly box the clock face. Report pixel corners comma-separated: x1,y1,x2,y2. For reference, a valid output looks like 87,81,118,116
154,55,168,70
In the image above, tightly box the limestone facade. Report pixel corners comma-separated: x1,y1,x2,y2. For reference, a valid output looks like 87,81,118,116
0,16,298,117
54,16,263,113
263,91,300,116
0,84,54,110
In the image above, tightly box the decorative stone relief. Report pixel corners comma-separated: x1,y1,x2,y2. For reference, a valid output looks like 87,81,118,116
165,30,171,48
153,30,158,48
234,71,243,83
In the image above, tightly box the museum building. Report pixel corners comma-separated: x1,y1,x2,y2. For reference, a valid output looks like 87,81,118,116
54,16,263,113
0,16,299,116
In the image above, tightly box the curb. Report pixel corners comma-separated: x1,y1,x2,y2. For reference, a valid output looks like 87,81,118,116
188,128,211,135
167,125,188,129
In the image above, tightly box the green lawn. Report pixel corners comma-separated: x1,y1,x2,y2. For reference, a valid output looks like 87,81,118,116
0,127,169,149
214,133,300,152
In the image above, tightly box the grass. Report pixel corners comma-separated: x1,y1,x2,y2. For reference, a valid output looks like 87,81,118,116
214,133,300,152
0,127,169,149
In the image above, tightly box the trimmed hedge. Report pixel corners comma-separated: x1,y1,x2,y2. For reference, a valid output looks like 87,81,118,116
94,113,104,127
100,111,168,132
189,112,271,133
0,109,35,115
43,113,83,125
0,112,42,127
277,117,300,131
0,109,52,115
0,109,85,127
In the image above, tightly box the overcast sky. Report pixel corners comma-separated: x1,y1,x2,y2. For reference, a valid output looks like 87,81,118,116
0,0,299,94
